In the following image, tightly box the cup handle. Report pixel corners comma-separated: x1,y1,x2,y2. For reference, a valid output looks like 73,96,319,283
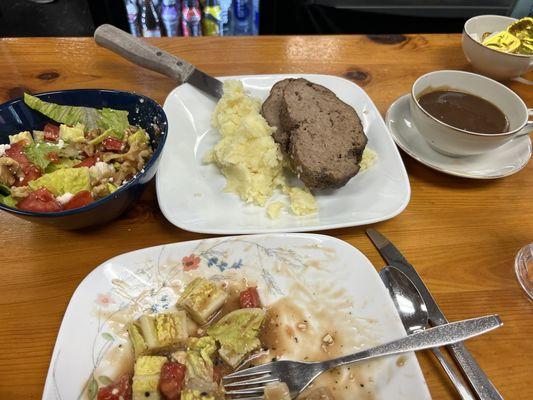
514,108,533,138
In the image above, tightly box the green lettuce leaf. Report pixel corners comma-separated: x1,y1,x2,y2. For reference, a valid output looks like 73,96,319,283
23,142,60,171
0,195,17,208
185,336,216,385
0,184,10,196
181,390,215,400
45,158,78,173
28,167,90,196
206,308,265,355
24,93,130,134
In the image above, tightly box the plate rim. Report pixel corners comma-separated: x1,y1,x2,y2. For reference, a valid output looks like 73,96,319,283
386,93,532,180
43,233,431,400
156,73,411,234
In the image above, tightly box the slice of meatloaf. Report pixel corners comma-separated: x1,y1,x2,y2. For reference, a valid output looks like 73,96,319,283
280,79,367,189
261,78,295,152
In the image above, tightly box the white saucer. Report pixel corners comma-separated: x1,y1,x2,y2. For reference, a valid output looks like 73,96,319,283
386,94,532,179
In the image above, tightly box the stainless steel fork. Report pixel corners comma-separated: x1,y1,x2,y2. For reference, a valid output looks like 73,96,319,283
223,315,502,399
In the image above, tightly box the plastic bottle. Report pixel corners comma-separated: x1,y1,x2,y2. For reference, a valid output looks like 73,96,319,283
252,0,259,35
203,0,223,36
182,0,202,36
220,0,233,36
125,0,141,36
141,0,162,37
162,0,180,36
233,0,251,35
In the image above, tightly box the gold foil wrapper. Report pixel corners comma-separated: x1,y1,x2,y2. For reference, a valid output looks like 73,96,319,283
482,17,533,55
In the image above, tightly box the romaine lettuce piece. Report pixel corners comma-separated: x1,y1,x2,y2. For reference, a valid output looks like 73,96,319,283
181,390,215,400
185,337,216,391
178,278,228,325
128,323,147,359
0,195,17,208
132,355,166,400
24,93,130,134
59,123,85,143
88,128,122,145
24,142,60,171
9,131,33,145
206,308,265,368
131,311,189,356
28,167,90,196
45,158,78,173
128,129,149,145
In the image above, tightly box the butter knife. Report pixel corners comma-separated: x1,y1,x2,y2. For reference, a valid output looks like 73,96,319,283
94,24,224,100
366,228,503,400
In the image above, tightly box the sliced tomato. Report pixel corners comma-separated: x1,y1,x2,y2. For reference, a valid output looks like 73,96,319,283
43,123,60,141
97,374,132,400
5,142,30,168
159,362,186,400
17,187,62,212
239,287,261,309
16,164,42,187
47,152,59,163
74,156,96,168
63,190,94,210
102,137,124,152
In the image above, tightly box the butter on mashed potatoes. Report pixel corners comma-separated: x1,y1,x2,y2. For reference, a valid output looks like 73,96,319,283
205,80,318,217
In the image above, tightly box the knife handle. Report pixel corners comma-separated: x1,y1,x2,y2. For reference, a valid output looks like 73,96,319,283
94,24,194,85
448,342,504,400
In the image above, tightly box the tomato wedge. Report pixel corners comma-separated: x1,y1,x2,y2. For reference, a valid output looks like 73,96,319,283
239,287,261,308
102,137,124,152
44,123,60,141
63,190,94,210
17,188,62,212
17,164,42,187
47,152,59,163
74,156,97,168
5,142,30,168
97,374,132,400
159,362,186,400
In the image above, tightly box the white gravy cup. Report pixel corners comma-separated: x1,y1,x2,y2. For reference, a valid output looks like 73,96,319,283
410,70,532,157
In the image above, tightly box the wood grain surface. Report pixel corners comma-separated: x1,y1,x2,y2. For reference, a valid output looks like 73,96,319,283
0,35,531,400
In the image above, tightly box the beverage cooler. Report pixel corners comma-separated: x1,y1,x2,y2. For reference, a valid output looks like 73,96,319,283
124,0,260,37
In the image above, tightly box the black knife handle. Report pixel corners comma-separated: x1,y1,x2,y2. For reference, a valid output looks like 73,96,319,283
94,24,195,85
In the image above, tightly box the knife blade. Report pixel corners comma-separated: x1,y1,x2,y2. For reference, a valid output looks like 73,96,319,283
94,24,224,100
366,228,503,400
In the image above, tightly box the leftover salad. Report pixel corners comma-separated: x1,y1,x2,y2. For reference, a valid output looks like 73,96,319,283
96,277,334,400
0,94,153,212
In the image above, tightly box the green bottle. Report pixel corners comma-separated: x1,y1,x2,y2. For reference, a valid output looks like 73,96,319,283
203,0,223,36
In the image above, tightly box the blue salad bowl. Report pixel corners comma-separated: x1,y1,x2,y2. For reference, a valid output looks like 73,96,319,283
0,89,168,229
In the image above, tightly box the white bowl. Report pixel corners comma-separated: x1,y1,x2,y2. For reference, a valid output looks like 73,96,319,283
462,15,533,81
410,70,532,157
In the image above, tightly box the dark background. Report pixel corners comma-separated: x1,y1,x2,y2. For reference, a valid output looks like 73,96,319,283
0,0,527,37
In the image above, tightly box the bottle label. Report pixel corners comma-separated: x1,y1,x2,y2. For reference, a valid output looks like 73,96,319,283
143,29,162,37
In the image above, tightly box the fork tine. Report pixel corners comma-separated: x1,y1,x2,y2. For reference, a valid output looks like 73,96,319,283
226,397,263,400
224,376,279,387
223,364,273,380
225,386,266,396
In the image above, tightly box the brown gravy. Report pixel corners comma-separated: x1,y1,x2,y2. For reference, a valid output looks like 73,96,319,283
418,90,509,134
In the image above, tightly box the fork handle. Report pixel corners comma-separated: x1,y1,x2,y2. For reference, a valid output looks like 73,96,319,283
321,315,502,371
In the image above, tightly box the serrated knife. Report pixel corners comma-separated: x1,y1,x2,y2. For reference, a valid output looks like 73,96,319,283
94,24,224,100
366,228,503,400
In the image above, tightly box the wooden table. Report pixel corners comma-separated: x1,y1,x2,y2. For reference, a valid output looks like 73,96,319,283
0,35,531,400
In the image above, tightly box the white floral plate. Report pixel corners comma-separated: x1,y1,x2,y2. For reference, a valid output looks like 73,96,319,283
42,234,430,400
156,74,410,234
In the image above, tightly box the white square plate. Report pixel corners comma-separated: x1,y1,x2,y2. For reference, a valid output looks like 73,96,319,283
157,74,410,234
43,234,430,400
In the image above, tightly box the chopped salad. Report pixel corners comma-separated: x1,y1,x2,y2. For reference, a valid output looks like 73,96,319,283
96,278,334,400
0,94,153,212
